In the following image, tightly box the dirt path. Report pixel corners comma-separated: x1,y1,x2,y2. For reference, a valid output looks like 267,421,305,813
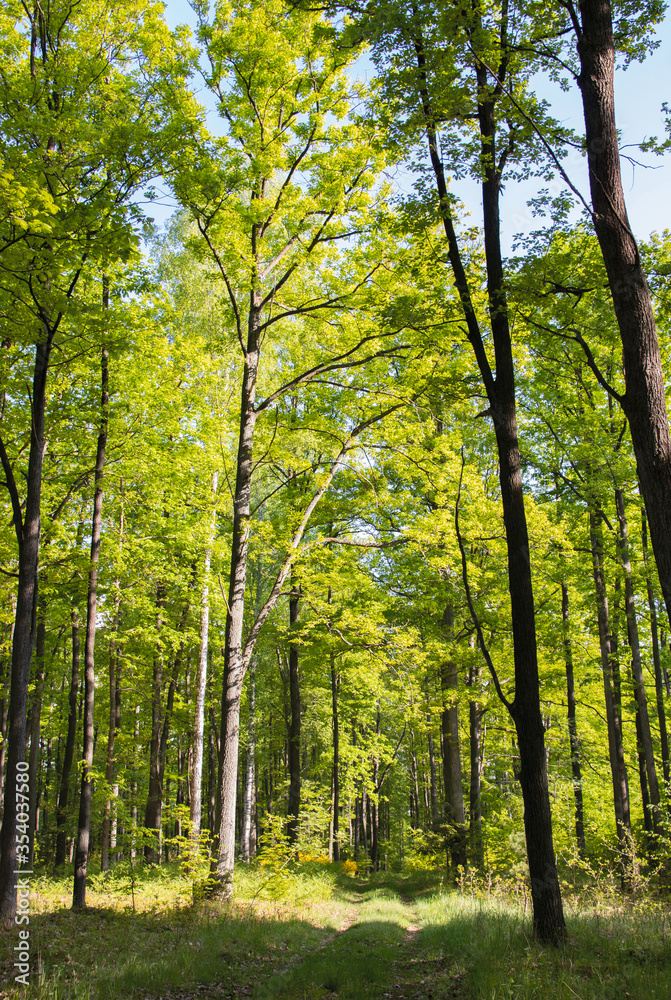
133,883,468,1000
252,884,468,1000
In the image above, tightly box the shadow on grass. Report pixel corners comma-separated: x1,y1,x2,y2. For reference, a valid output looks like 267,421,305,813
0,900,347,1000
416,892,671,1000
4,873,671,1000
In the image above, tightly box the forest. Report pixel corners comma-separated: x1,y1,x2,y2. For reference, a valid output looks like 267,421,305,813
0,0,671,997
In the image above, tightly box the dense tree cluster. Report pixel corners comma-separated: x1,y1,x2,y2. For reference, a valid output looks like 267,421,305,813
0,0,669,944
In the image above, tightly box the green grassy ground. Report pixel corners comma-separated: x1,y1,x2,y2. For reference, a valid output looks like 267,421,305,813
1,863,670,999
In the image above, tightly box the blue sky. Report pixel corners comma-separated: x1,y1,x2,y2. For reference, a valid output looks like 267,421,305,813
157,1,670,253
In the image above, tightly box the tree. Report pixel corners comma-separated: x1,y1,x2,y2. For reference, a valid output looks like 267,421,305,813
346,0,567,940
172,0,411,898
0,0,195,920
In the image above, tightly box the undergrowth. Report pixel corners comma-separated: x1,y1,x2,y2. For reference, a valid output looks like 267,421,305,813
0,859,669,1000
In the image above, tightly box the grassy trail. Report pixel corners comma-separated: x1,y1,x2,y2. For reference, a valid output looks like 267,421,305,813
255,883,462,1000
3,867,671,1000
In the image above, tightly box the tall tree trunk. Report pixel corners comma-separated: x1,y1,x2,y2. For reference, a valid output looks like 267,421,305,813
371,701,381,870
101,486,123,872
440,606,466,873
0,626,10,823
241,660,256,862
56,608,80,867
73,332,109,910
642,511,671,791
574,0,671,634
287,583,301,845
561,583,586,855
426,680,440,832
0,330,54,924
144,587,165,864
467,652,484,869
100,601,121,872
330,646,340,862
411,20,565,939
190,473,217,850
590,510,632,871
28,594,46,868
615,488,660,834
212,298,261,898
207,650,217,834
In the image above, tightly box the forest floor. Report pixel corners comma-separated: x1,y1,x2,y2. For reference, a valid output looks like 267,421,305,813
1,862,670,1000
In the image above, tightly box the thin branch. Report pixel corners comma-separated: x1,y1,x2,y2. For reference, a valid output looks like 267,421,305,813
376,722,407,792
455,451,513,714
0,433,23,546
255,330,408,412
241,401,410,668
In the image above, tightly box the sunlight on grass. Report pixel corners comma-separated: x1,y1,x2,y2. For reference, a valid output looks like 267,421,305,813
2,864,670,1000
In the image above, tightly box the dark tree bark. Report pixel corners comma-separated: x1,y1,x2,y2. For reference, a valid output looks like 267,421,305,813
287,584,301,845
467,652,484,869
561,584,586,855
73,336,109,910
409,729,421,831
56,608,80,867
0,331,54,923
408,14,565,939
590,510,632,871
572,0,671,634
144,636,164,863
642,511,671,792
27,596,46,868
0,633,9,823
440,606,467,874
145,572,193,862
426,697,440,833
615,488,660,834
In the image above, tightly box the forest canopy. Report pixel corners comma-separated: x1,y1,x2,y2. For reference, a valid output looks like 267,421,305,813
0,0,670,953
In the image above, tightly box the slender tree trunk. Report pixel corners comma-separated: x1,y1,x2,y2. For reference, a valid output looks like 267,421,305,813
101,488,123,872
287,583,301,845
371,701,381,870
642,511,671,791
241,661,256,862
190,473,217,850
0,331,53,923
561,584,586,855
426,681,440,831
440,606,466,873
615,489,660,834
330,646,340,862
144,587,165,864
73,333,109,910
590,510,632,871
100,601,120,873
207,650,217,835
0,629,10,823
28,596,46,868
467,651,484,869
56,608,80,867
574,0,671,634
212,299,261,898
411,23,564,939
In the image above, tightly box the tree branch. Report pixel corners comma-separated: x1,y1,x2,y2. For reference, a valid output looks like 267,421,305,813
455,451,513,714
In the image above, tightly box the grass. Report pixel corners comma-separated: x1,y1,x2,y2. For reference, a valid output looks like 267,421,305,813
0,861,670,999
